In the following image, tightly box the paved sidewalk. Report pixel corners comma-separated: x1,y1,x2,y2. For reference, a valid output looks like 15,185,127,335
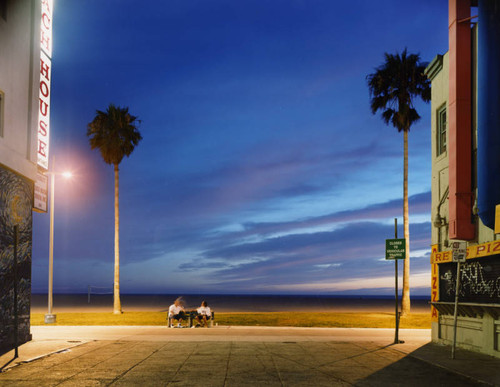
0,326,498,386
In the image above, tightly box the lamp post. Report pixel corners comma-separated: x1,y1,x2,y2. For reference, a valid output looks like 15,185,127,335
44,156,72,324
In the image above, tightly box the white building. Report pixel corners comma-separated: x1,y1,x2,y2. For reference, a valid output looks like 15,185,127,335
0,0,49,353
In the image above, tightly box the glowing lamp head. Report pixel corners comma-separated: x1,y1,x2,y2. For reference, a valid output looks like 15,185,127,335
62,172,73,179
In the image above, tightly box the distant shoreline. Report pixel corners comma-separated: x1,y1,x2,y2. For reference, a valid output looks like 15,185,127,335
31,293,431,314
31,292,432,299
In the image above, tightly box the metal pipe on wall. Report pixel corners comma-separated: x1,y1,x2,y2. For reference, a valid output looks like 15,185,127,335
477,0,500,230
448,0,475,241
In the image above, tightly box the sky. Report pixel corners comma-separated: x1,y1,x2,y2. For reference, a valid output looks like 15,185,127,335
32,0,449,295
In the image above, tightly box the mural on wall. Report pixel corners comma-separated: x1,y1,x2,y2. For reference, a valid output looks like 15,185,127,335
0,167,33,353
439,255,500,303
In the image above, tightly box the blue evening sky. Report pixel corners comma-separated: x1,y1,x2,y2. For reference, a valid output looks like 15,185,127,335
32,0,448,295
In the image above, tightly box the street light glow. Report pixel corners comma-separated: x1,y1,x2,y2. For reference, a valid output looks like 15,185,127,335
62,171,73,179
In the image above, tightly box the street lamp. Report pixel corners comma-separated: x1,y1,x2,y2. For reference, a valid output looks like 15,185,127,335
44,156,72,324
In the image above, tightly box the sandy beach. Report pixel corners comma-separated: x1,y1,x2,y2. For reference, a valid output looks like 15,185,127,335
31,294,431,314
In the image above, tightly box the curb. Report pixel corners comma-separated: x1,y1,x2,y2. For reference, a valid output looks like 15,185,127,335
0,340,89,373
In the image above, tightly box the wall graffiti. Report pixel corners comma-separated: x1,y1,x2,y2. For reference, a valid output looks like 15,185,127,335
439,255,500,303
0,167,33,354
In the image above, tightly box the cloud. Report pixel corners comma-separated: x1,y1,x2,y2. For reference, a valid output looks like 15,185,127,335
237,191,431,237
122,137,402,221
174,220,431,293
262,271,431,293
178,261,228,271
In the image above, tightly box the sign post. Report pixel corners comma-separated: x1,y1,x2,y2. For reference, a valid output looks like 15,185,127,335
13,225,19,359
451,240,466,359
495,204,500,234
386,219,405,344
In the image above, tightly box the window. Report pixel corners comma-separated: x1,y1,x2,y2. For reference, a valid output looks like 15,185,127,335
437,105,447,156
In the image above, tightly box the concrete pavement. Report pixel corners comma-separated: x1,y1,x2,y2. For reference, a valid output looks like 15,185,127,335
0,326,498,386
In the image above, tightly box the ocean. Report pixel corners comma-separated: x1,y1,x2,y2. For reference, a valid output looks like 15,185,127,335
31,293,431,314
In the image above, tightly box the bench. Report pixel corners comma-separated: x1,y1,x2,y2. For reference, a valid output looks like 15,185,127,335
168,311,215,328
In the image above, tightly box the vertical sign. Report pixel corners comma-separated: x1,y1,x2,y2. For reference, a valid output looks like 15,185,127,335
33,172,48,212
451,240,467,262
38,50,51,169
37,0,53,170
431,252,439,322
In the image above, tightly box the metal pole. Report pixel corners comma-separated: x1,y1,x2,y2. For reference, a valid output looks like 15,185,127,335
451,261,461,359
13,225,19,358
49,169,54,314
394,218,399,344
45,156,56,324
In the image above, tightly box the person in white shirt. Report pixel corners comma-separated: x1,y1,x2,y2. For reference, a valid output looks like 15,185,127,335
195,301,211,327
168,297,186,327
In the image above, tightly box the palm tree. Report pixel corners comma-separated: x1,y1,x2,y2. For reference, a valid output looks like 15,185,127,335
367,49,430,316
87,104,142,314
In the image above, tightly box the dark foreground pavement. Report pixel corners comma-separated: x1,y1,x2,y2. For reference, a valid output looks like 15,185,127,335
0,326,498,386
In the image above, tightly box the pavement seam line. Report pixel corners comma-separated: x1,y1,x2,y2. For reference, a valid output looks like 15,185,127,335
255,347,282,379
222,341,233,387
166,342,199,386
320,341,393,367
54,340,145,386
107,341,171,385
262,342,353,385
294,341,353,385
263,342,285,386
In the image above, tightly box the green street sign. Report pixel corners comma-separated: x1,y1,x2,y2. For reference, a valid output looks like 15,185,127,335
386,239,406,260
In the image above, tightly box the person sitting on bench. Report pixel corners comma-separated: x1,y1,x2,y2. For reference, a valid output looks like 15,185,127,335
168,297,186,327
195,300,211,327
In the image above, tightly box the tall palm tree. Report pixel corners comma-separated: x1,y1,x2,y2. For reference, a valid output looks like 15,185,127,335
87,104,142,314
367,49,430,316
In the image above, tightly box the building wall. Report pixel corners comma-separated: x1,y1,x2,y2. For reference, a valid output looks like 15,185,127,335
429,53,449,252
0,0,40,354
0,0,40,181
427,25,500,358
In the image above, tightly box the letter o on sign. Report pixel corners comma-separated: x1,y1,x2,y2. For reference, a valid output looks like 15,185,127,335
40,81,49,97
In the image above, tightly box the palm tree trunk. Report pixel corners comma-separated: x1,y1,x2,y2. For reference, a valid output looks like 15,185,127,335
113,163,122,314
401,129,411,316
